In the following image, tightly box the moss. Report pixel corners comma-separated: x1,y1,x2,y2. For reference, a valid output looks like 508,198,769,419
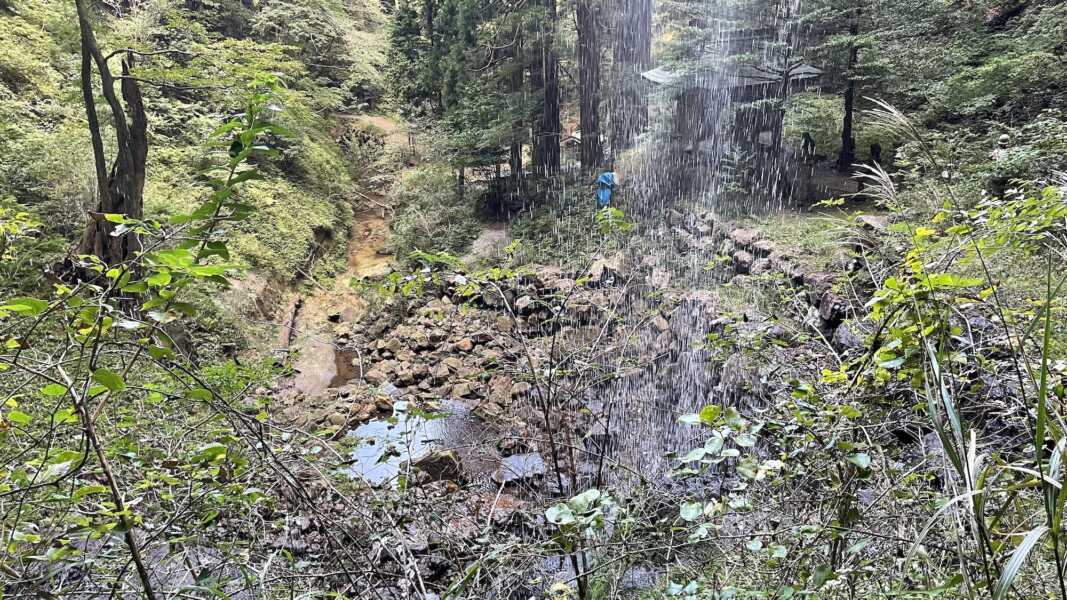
228,178,344,277
741,207,861,271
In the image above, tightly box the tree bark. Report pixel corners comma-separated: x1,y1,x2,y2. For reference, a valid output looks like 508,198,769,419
509,37,524,184
530,0,560,174
576,0,602,170
75,0,148,266
837,5,860,171
610,0,651,153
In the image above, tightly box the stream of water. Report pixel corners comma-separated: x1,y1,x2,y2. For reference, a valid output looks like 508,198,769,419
595,0,808,483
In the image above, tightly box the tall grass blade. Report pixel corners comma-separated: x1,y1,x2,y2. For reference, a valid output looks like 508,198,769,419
992,526,1048,600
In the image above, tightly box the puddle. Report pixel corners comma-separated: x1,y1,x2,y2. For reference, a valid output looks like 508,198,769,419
290,336,363,397
347,400,497,487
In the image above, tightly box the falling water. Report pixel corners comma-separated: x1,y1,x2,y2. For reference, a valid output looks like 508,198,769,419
592,0,810,483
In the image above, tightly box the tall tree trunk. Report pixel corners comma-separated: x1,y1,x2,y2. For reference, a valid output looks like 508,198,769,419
530,0,560,174
610,0,651,153
75,0,148,266
837,5,860,171
576,0,602,170
509,38,524,184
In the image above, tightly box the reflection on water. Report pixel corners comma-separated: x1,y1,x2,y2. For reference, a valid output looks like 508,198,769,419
346,400,496,487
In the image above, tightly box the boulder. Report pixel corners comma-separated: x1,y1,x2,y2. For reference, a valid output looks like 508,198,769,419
492,452,547,485
752,239,777,257
803,271,837,305
729,227,762,247
732,250,755,274
588,254,624,284
414,449,464,482
819,291,848,327
832,322,865,352
514,295,536,314
647,268,671,290
855,214,889,232
364,366,388,385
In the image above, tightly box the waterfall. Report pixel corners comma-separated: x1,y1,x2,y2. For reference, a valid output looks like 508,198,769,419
590,0,811,485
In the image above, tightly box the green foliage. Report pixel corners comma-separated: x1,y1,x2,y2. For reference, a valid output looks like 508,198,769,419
0,82,289,597
783,92,896,160
388,165,479,260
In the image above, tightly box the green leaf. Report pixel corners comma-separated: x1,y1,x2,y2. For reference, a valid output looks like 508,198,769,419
40,384,67,397
73,484,108,502
92,369,125,393
185,388,213,401
546,503,575,526
993,527,1048,600
0,297,48,316
680,502,703,522
699,404,722,425
847,453,872,469
147,271,172,287
7,410,31,425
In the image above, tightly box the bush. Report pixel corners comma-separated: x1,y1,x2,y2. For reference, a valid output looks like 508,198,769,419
783,92,897,161
388,165,478,261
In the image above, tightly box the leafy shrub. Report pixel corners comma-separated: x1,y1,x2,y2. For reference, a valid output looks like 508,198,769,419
388,165,478,260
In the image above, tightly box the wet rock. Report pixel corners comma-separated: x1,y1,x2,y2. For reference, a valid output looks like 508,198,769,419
414,449,464,483
530,265,576,294
515,295,536,314
493,452,547,485
732,250,754,274
729,227,762,247
855,214,889,232
750,258,772,276
819,291,848,327
648,268,671,290
588,254,624,285
752,239,777,257
832,322,865,352
803,271,837,305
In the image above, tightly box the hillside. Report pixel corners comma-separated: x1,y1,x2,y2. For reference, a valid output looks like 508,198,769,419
0,0,1065,598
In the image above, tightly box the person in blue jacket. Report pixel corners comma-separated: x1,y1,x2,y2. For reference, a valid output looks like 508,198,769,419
594,167,617,209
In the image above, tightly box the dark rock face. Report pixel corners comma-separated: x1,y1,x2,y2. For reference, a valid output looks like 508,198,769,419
732,250,755,274
414,449,465,483
832,322,865,352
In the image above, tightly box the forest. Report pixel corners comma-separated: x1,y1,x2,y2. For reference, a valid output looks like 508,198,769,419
0,0,1065,597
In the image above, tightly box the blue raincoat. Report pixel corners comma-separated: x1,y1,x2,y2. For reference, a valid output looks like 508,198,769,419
595,171,616,208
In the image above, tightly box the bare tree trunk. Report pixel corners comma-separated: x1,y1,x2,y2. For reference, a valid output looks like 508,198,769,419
610,0,651,153
530,0,561,174
75,0,148,266
837,5,860,171
576,0,603,171
509,38,524,185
